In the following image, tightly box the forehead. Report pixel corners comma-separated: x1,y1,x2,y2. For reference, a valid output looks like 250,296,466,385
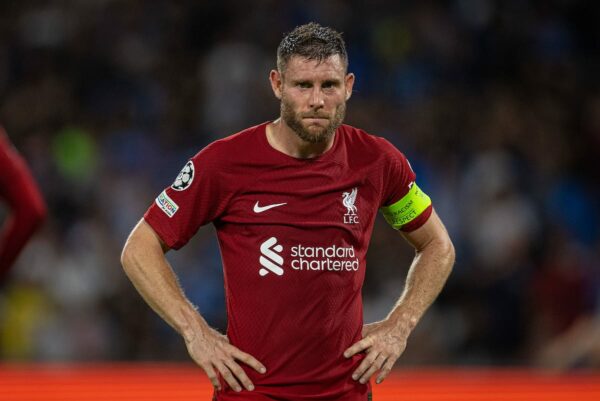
283,55,347,80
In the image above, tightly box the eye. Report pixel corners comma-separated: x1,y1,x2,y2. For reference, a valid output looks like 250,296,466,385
296,82,311,88
322,80,340,89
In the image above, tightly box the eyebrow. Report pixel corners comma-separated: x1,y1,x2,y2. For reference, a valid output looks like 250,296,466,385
291,78,342,85
322,79,342,85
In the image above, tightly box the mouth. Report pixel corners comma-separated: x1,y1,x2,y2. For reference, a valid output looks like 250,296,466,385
303,118,329,128
303,116,329,122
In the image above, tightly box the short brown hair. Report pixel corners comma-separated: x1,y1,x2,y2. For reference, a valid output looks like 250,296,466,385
277,22,348,73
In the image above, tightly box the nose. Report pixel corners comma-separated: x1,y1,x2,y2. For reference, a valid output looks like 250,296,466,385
309,87,325,109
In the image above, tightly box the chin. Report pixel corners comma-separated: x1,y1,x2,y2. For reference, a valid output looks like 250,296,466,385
306,125,328,135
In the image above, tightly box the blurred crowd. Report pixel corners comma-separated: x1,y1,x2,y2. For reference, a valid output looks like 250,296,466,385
0,0,598,368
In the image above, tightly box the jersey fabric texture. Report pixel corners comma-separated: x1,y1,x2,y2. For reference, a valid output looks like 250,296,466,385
144,122,432,401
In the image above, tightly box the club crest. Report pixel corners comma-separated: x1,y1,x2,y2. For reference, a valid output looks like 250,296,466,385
342,187,359,224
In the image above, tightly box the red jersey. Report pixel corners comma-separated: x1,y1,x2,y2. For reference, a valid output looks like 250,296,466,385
0,127,46,278
144,122,432,401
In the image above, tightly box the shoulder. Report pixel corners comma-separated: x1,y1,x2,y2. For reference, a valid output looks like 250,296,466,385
190,123,265,166
337,124,406,162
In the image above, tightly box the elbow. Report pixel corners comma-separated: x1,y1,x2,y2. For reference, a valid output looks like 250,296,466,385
441,236,455,274
427,233,455,274
120,239,135,273
447,239,456,267
120,238,147,286
120,235,140,275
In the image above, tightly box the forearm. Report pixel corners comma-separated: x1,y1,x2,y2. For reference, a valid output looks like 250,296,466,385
387,237,454,331
121,220,208,342
347,231,454,384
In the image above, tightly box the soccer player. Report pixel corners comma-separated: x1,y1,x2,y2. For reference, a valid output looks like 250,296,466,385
121,23,455,401
0,126,47,282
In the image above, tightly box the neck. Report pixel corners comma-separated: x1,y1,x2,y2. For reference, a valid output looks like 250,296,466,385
266,118,335,159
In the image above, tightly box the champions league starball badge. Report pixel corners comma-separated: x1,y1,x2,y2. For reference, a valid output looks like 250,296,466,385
171,160,195,191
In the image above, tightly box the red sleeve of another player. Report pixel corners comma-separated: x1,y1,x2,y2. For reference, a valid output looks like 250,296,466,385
0,129,47,276
144,145,228,250
379,139,432,232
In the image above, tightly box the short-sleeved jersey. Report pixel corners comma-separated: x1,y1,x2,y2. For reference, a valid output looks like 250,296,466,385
144,122,432,401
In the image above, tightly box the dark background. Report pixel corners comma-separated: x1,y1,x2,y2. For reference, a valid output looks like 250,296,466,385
0,0,598,369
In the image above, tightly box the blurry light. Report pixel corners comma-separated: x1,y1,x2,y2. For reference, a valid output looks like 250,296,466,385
52,127,98,183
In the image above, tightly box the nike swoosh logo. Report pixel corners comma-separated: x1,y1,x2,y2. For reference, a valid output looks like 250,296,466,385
253,201,287,213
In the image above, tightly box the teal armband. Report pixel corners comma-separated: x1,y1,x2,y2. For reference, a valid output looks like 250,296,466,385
380,183,431,229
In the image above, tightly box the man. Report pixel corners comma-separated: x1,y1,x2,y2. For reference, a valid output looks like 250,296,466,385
121,22,454,401
0,126,46,281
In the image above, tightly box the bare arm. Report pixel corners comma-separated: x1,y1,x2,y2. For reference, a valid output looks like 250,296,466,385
121,219,265,392
121,219,202,337
344,209,455,383
391,209,455,330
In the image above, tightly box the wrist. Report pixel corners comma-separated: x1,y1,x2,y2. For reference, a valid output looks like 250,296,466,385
179,309,208,343
387,309,419,333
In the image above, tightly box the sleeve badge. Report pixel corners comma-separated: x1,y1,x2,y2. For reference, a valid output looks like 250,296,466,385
171,160,195,191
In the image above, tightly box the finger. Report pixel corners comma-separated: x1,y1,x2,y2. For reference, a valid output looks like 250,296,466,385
352,351,379,381
224,359,255,392
344,337,371,358
358,354,387,384
232,348,267,374
215,361,242,392
201,363,221,390
376,356,396,384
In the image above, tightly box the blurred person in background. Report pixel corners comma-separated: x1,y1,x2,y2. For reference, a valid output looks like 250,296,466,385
121,23,454,401
0,126,46,283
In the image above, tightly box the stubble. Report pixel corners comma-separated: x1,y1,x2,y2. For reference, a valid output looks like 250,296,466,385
281,95,346,144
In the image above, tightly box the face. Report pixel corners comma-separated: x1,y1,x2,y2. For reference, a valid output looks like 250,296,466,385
270,55,355,143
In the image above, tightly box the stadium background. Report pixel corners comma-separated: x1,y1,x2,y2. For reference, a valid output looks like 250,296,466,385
0,0,599,399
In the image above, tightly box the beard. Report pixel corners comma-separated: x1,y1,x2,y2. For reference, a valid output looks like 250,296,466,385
281,96,346,144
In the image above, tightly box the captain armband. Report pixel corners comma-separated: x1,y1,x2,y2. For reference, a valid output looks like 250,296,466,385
380,182,432,230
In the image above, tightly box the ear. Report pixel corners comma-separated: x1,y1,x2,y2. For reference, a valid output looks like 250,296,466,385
344,72,355,101
269,69,283,100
